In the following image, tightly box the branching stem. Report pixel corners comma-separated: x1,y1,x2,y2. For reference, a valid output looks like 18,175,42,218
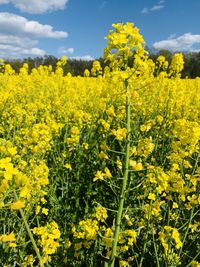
107,79,131,267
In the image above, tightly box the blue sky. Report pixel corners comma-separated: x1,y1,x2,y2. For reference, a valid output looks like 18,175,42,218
0,0,200,59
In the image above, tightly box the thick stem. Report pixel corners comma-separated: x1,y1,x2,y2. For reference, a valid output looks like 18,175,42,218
14,191,43,267
108,79,131,267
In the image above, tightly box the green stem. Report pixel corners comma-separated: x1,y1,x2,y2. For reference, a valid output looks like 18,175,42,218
152,227,160,267
138,241,147,267
192,150,200,175
138,202,152,267
107,79,131,267
178,207,194,257
14,191,43,267
185,250,200,267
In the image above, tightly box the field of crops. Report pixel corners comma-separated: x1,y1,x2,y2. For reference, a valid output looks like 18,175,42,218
0,23,200,267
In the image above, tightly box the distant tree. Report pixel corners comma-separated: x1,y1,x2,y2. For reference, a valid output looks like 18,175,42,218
183,52,200,78
3,50,200,78
5,59,23,73
43,55,57,71
67,59,93,76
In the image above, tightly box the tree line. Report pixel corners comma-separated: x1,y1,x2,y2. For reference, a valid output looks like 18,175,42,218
3,50,200,78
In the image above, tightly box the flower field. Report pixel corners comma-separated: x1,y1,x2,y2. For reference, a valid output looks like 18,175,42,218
0,23,200,267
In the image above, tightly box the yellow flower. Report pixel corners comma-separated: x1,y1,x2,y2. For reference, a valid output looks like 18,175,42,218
104,167,112,178
23,255,35,266
119,260,130,267
9,242,17,248
65,163,72,170
98,151,109,159
93,170,104,182
36,205,41,215
106,106,116,117
191,260,200,267
82,142,89,150
148,193,156,201
42,208,49,215
7,147,17,156
65,240,71,248
94,206,108,221
172,202,179,209
172,228,182,249
129,160,143,171
125,229,137,245
10,200,25,210
0,232,16,242
32,221,60,262
111,128,127,141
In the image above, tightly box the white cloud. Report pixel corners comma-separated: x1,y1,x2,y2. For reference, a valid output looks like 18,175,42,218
100,1,107,9
0,35,38,47
0,35,45,58
0,0,68,14
58,47,74,54
70,55,94,61
141,7,148,14
0,44,45,58
0,13,68,38
150,4,164,11
0,12,68,58
153,32,200,51
142,0,165,14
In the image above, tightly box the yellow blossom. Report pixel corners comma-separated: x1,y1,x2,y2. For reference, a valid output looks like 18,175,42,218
65,163,72,170
10,200,25,210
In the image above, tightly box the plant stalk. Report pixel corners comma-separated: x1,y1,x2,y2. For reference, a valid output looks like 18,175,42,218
108,79,131,267
14,191,43,267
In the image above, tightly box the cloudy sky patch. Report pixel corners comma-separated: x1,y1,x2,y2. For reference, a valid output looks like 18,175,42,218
142,0,165,14
153,32,200,52
0,0,68,14
0,12,67,58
